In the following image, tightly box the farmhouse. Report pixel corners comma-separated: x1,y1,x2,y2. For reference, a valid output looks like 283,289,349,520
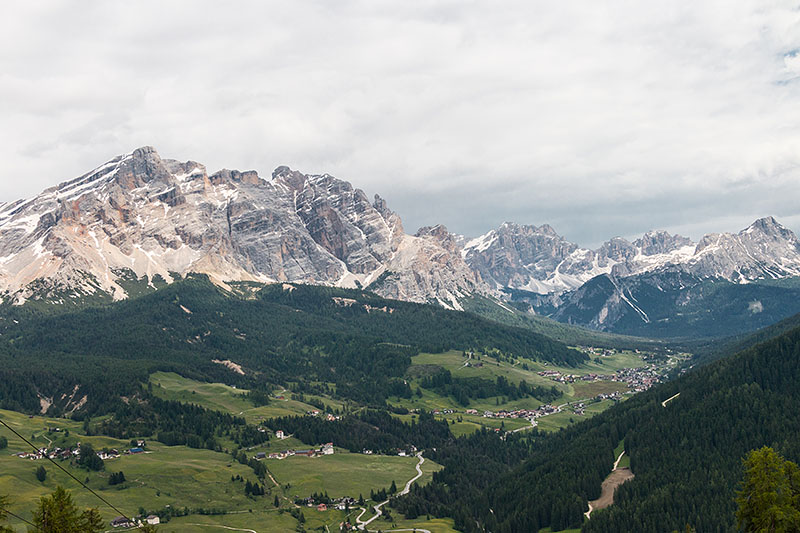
295,449,315,457
111,516,135,528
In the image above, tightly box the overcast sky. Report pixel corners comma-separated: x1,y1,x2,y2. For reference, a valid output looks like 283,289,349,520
1,1,799,247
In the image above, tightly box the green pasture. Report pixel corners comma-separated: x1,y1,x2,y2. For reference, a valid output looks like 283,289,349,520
149,372,344,423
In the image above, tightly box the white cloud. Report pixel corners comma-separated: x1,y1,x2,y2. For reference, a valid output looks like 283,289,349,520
0,0,799,247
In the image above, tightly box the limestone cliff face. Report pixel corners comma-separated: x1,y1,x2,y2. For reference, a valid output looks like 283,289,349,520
4,146,799,317
0,147,486,306
463,218,800,296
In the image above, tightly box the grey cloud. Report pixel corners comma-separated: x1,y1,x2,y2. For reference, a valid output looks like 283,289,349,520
0,0,799,246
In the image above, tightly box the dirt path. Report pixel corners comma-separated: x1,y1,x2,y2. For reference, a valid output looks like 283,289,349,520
184,525,257,533
584,451,634,519
662,392,680,407
511,418,538,433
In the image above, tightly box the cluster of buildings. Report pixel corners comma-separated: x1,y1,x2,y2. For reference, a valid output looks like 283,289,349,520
14,442,146,461
297,496,356,512
257,442,334,460
15,447,79,461
360,445,417,457
480,404,558,420
595,391,624,401
537,365,664,393
537,369,616,384
576,346,620,357
111,515,160,528
614,366,662,392
303,410,340,421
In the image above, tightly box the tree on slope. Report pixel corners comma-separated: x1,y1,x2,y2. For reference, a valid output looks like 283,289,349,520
30,486,104,533
736,447,800,533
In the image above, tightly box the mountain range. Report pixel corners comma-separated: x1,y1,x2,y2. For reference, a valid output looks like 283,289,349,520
2,146,800,337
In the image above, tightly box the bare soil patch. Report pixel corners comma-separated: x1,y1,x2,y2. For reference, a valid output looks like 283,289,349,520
588,466,634,511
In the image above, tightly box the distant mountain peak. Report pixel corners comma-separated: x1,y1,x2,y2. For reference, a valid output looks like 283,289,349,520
464,217,800,295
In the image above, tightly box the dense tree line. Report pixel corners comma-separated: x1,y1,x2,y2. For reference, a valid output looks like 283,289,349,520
266,410,452,453
420,369,561,406
393,428,535,531
94,396,256,451
0,277,584,418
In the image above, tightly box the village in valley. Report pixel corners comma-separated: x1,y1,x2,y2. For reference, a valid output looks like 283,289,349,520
403,346,690,433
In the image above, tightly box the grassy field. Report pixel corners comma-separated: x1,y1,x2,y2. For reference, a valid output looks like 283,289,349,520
268,451,434,500
0,408,441,532
614,439,631,469
386,516,459,532
407,349,645,400
0,408,258,529
150,372,346,424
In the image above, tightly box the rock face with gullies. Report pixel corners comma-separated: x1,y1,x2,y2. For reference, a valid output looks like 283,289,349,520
463,219,800,295
0,147,485,307
4,145,800,327
372,224,484,310
493,217,800,335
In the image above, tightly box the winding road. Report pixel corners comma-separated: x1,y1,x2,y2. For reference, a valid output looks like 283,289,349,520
357,452,425,531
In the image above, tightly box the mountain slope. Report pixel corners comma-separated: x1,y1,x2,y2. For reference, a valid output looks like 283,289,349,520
0,276,584,416
4,146,800,340
0,147,483,307
466,218,800,295
485,316,800,532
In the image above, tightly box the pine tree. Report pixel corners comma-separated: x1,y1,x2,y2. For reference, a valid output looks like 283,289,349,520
736,447,800,532
35,465,47,482
31,486,104,533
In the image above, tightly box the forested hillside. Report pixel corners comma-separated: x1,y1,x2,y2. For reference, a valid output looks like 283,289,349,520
397,316,800,532
0,276,584,416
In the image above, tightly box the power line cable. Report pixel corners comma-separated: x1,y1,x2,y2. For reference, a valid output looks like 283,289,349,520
0,504,39,530
0,416,148,531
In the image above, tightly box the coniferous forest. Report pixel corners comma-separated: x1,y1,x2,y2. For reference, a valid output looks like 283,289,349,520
2,276,800,532
0,277,584,416
395,321,800,532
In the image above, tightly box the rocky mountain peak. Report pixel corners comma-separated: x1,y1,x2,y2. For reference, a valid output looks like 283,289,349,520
271,166,308,191
633,230,693,256
598,237,636,262
743,216,797,242
210,169,263,187
416,225,459,253
0,148,486,308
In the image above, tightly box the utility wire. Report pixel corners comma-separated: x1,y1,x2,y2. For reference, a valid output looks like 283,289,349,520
0,416,148,531
0,504,39,530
